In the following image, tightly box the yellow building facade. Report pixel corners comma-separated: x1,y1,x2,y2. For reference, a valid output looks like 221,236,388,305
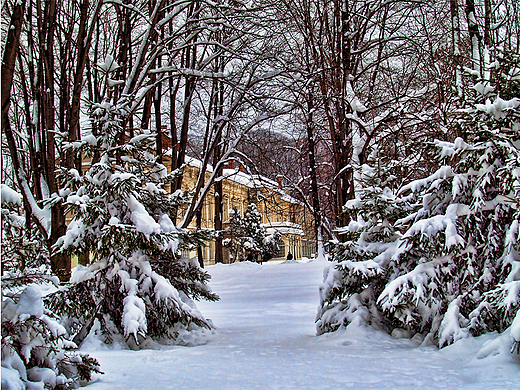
72,149,316,266
177,157,316,264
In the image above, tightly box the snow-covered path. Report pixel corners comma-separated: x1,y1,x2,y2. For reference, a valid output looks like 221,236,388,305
84,259,518,389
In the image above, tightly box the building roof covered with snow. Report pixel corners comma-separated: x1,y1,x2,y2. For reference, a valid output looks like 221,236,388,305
172,155,315,263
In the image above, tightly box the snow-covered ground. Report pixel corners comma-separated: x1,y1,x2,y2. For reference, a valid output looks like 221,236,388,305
83,259,519,389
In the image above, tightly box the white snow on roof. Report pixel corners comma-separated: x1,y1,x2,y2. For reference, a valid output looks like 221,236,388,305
280,193,303,206
184,156,214,172
221,169,276,189
165,154,302,205
221,170,303,205
262,221,304,236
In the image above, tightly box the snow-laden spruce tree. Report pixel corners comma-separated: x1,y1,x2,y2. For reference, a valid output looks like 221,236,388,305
1,186,101,389
1,184,49,273
317,54,520,352
316,152,414,334
2,283,102,389
223,207,245,262
240,202,268,258
47,56,217,349
262,229,283,262
223,202,280,262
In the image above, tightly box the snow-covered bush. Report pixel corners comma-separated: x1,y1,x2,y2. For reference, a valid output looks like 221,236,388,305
2,276,101,389
262,229,283,262
317,55,520,353
47,57,218,349
223,207,246,262
241,203,266,254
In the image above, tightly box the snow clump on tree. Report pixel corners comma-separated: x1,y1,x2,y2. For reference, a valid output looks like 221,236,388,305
2,279,101,389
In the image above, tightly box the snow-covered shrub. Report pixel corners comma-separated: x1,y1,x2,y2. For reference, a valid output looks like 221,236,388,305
47,57,218,349
241,203,266,254
2,181,100,389
2,276,101,389
223,206,245,262
317,55,520,352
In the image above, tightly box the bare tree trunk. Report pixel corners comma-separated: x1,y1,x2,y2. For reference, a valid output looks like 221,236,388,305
39,0,71,280
19,1,45,203
59,3,74,169
483,0,491,48
1,2,38,258
2,1,25,141
169,77,180,191
173,71,196,191
154,54,163,162
68,0,101,173
465,0,482,78
305,94,323,257
450,0,464,99
173,2,201,192
167,2,180,184
196,209,205,268
213,133,224,264
115,0,131,100
213,54,225,263
16,55,40,238
2,0,70,277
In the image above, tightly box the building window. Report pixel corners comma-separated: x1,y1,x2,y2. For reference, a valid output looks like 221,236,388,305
275,240,285,259
302,240,316,258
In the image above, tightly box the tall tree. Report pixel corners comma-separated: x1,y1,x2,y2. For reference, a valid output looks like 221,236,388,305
278,0,458,236
2,0,100,280
50,57,218,348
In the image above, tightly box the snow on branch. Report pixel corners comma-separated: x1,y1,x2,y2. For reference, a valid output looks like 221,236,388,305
148,67,226,78
438,298,469,348
378,256,450,311
401,204,470,249
399,166,454,195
